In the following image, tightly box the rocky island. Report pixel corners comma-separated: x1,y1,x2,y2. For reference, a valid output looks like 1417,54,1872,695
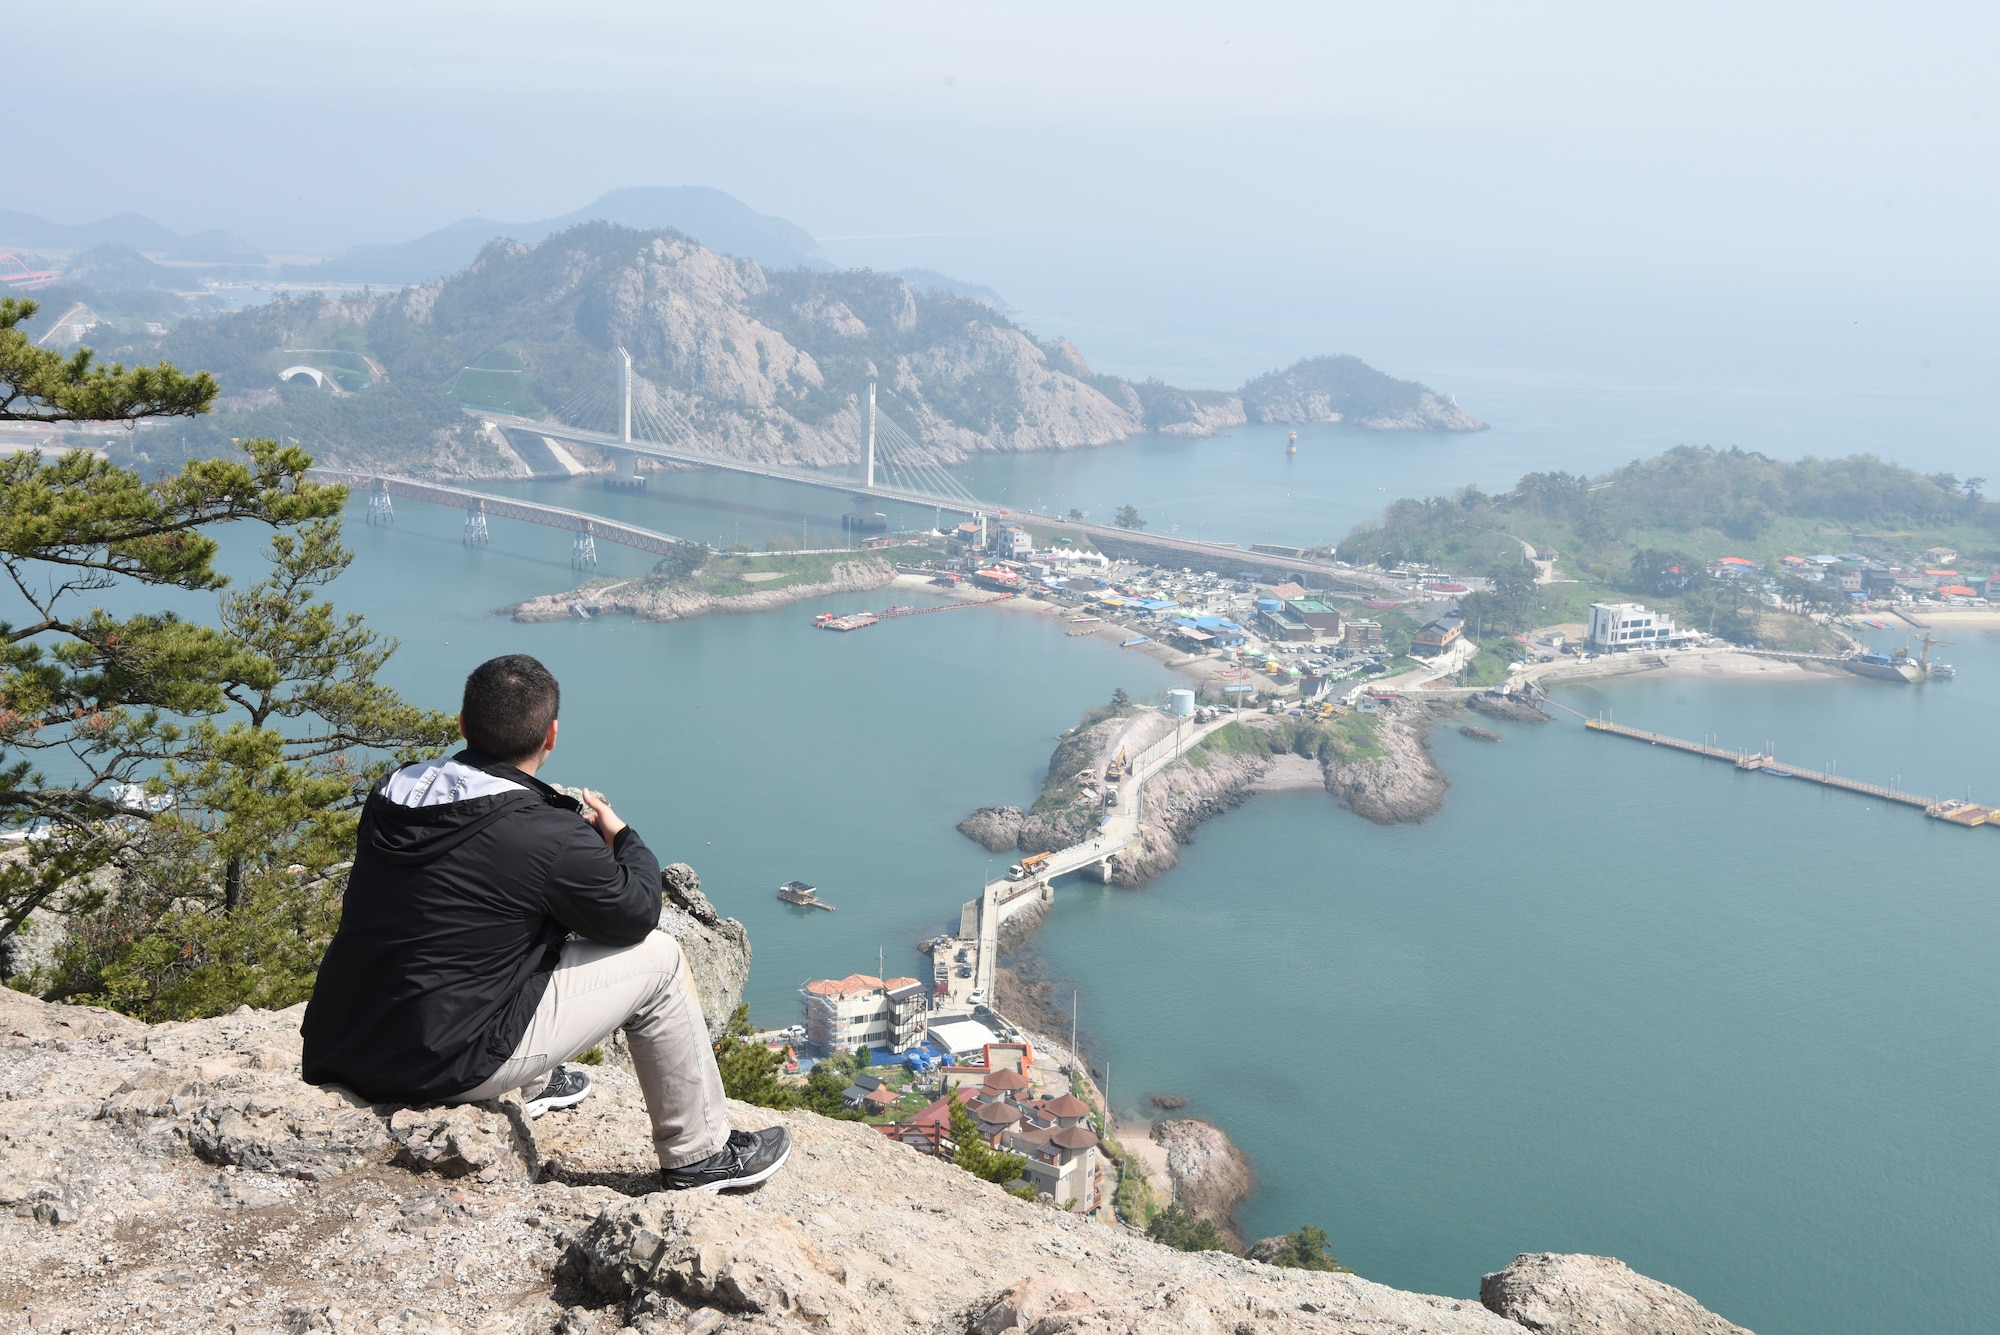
504,550,908,624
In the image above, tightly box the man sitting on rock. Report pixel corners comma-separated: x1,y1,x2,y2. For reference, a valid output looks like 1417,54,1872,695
302,653,789,1192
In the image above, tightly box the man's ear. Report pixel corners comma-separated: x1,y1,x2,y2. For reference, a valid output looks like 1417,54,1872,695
545,718,559,755
456,712,467,740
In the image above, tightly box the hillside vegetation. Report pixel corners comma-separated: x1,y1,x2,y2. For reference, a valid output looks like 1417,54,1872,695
66,223,1482,477
1345,445,1998,645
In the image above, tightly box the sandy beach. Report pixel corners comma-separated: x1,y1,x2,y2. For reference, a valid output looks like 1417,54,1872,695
1892,608,2000,629
1524,646,1850,688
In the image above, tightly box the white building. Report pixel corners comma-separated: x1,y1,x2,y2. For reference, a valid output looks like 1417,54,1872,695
995,525,1034,559
800,974,929,1053
1587,602,1676,652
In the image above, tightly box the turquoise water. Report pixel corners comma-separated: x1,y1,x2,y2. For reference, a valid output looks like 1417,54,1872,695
26,406,1995,1333
1032,643,2000,1335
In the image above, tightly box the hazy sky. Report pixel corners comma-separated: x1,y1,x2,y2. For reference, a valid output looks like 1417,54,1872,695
11,2,1996,387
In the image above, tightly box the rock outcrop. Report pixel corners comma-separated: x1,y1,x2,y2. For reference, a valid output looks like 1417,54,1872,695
1480,1253,1753,1335
956,805,1026,853
1466,691,1553,725
658,863,751,1042
1117,745,1269,886
1323,714,1450,824
0,984,1755,1334
506,560,894,625
1150,1117,1257,1249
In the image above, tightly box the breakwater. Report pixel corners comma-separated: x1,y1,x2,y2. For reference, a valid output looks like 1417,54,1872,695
1583,718,1997,828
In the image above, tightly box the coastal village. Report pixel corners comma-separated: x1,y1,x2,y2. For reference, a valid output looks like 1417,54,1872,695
750,511,1999,1238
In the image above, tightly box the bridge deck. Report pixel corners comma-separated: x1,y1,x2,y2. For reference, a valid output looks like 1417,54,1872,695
480,414,1404,593
312,469,692,556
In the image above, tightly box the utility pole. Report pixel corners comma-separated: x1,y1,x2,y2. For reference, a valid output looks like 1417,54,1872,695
1070,991,1078,1075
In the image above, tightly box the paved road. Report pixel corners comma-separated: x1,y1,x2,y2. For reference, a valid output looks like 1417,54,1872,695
956,710,1239,1007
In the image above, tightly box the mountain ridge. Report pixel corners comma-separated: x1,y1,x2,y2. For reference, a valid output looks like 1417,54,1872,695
64,221,1484,477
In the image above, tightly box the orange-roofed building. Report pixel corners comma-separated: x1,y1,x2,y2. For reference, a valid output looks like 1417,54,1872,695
799,972,929,1054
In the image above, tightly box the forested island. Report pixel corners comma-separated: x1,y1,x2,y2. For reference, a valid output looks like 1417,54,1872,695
1348,446,1997,668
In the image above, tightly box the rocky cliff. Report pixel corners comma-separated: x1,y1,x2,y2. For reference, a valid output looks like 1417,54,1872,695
0,976,1758,1334
1115,746,1270,887
1323,713,1451,825
1149,1118,1257,1249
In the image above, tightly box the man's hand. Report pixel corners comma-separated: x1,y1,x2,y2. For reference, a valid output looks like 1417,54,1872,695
578,789,628,851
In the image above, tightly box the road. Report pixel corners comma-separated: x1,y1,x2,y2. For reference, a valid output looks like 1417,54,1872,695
481,413,1409,593
943,709,1241,1013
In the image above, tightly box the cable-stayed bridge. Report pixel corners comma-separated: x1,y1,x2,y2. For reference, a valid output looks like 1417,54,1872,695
499,349,985,514
417,349,1400,592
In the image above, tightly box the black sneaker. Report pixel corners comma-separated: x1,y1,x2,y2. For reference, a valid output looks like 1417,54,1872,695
660,1127,791,1193
524,1066,593,1118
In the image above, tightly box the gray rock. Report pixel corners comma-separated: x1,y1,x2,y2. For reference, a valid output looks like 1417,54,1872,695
1481,1252,1755,1334
0,953,1750,1335
956,805,1026,852
1467,691,1553,724
1323,715,1449,824
658,864,750,1042
387,1100,537,1182
183,1079,394,1182
1151,1118,1255,1250
1248,1235,1289,1264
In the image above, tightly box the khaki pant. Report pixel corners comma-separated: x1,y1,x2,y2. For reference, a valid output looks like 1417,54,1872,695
452,930,731,1169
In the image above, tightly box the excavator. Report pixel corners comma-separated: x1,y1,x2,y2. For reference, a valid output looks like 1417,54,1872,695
1105,747,1129,779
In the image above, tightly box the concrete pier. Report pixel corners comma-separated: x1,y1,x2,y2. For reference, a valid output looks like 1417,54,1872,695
1584,718,1993,827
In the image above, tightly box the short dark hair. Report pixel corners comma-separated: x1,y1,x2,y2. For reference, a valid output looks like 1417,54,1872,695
461,654,561,762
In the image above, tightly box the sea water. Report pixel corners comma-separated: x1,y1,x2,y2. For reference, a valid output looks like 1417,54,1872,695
22,395,1994,1333
1032,636,2000,1335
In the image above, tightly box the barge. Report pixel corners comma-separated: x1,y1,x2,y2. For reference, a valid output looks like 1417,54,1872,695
777,880,836,911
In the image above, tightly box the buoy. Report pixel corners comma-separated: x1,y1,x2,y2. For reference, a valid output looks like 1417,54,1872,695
1287,430,1298,455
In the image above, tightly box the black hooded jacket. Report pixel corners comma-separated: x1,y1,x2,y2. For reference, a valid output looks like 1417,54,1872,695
301,751,661,1104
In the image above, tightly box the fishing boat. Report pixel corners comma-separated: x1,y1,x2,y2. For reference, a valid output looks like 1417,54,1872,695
1120,636,1150,647
777,880,836,911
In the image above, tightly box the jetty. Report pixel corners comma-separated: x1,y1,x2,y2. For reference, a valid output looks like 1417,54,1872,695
942,710,1241,1010
814,595,1012,632
1583,718,1995,828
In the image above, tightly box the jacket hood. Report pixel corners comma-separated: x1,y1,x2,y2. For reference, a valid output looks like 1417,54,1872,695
363,753,567,865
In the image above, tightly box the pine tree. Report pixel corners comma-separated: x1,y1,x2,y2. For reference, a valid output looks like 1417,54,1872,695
1,298,454,1016
1144,1203,1233,1253
713,1004,791,1107
947,1092,1028,1187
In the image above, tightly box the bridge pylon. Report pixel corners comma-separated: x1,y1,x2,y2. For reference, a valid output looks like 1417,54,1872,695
864,380,876,489
571,524,599,570
366,481,394,526
463,501,490,546
617,347,633,445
